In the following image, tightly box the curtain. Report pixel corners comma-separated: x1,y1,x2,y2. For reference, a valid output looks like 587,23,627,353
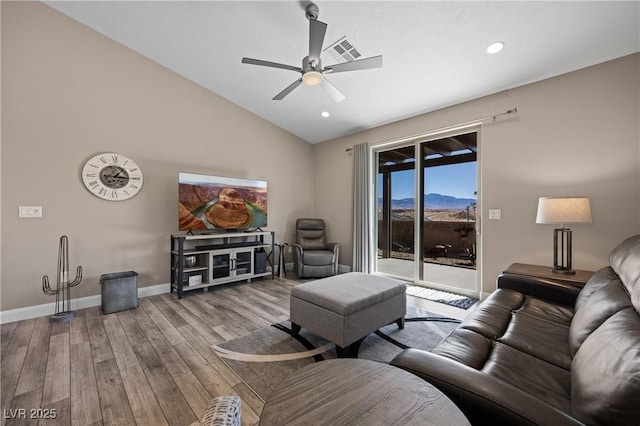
352,142,373,273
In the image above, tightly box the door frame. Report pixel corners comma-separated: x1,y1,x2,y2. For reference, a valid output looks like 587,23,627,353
371,123,482,299
373,139,418,282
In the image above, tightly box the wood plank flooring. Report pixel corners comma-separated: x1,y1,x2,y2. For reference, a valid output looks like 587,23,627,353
1,277,470,426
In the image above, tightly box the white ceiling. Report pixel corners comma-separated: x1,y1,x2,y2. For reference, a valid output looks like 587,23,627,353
45,1,640,144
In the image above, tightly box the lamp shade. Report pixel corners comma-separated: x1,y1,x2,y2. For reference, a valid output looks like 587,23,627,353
536,197,592,225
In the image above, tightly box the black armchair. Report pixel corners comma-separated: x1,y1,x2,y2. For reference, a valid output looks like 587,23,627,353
292,218,339,278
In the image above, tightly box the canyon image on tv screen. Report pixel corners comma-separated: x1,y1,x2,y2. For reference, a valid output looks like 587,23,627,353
178,172,267,231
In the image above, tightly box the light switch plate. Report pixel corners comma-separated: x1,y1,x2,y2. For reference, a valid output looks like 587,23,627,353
19,206,43,218
488,209,501,220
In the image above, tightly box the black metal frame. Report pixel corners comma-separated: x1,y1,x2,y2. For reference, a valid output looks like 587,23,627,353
551,227,575,275
377,144,477,265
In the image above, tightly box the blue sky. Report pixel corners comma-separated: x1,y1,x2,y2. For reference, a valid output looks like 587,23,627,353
379,162,477,199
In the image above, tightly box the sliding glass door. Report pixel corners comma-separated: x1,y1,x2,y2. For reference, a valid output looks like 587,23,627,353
418,133,477,296
377,151,416,280
374,129,479,298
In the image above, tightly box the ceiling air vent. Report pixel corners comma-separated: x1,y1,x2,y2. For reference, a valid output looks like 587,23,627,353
325,37,362,63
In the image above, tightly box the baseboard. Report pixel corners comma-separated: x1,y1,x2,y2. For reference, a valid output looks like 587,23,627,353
0,283,171,324
338,264,352,273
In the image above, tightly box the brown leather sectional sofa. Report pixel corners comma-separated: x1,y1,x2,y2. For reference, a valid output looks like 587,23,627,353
391,234,640,425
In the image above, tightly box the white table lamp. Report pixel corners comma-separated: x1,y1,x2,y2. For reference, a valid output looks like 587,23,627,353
536,197,592,274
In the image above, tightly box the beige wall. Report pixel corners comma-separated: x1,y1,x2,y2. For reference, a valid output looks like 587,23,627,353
2,2,639,313
313,53,640,294
1,2,314,311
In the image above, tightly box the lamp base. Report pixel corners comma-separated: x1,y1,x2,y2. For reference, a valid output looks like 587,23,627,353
550,266,576,275
552,227,575,275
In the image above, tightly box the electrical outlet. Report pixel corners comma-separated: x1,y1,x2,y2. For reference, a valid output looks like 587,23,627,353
488,209,501,220
18,206,43,218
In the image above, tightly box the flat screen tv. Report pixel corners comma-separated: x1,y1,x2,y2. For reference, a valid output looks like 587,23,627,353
178,172,267,231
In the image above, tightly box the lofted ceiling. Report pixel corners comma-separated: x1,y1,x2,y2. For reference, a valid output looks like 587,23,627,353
44,1,640,144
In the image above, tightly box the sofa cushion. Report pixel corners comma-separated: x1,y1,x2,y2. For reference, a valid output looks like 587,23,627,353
482,342,572,414
499,309,572,370
609,234,640,289
431,328,492,370
571,308,640,425
569,267,633,355
609,234,640,314
297,230,327,250
301,250,334,266
459,289,523,339
518,296,574,326
573,267,618,309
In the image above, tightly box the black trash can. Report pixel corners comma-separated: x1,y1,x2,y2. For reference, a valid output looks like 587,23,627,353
100,271,138,314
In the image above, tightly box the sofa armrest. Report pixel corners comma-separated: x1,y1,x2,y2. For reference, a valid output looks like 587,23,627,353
390,349,583,426
326,243,339,274
291,244,304,261
497,273,581,307
326,242,339,256
291,244,303,270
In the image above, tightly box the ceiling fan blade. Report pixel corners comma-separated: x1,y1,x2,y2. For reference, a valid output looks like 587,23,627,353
242,57,302,73
308,19,327,61
273,78,303,100
322,78,346,103
324,55,383,74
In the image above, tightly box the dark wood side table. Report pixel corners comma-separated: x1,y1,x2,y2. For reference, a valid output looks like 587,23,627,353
259,359,470,426
503,263,594,288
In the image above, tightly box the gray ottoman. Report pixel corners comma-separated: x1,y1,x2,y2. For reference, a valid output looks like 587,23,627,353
290,272,406,357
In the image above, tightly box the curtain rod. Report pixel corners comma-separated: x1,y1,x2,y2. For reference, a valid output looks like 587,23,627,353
345,107,518,152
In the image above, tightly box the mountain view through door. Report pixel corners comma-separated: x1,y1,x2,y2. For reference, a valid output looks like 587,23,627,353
376,131,478,296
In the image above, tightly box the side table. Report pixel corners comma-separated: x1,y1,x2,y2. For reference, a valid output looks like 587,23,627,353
503,262,594,288
275,243,288,277
259,359,470,425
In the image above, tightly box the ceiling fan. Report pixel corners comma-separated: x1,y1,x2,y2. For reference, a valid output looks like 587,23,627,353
241,3,382,103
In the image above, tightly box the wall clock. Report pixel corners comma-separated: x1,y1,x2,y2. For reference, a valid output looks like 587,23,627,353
81,152,144,201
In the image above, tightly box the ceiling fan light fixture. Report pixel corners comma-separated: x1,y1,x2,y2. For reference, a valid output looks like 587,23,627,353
302,71,323,86
241,3,381,102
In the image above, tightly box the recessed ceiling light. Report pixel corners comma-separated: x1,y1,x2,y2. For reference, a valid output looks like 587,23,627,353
321,111,330,118
486,41,504,54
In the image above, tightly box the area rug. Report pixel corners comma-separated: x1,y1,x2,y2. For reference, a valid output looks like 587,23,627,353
211,307,459,401
406,285,478,309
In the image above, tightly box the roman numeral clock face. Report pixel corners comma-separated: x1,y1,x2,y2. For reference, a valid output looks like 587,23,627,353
82,153,143,201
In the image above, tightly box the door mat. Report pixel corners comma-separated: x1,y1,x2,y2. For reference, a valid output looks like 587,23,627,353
407,285,478,309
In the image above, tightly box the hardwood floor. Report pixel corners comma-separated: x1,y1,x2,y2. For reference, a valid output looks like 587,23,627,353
1,277,471,426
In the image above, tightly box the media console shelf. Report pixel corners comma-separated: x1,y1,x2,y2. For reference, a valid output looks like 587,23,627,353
170,231,274,299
